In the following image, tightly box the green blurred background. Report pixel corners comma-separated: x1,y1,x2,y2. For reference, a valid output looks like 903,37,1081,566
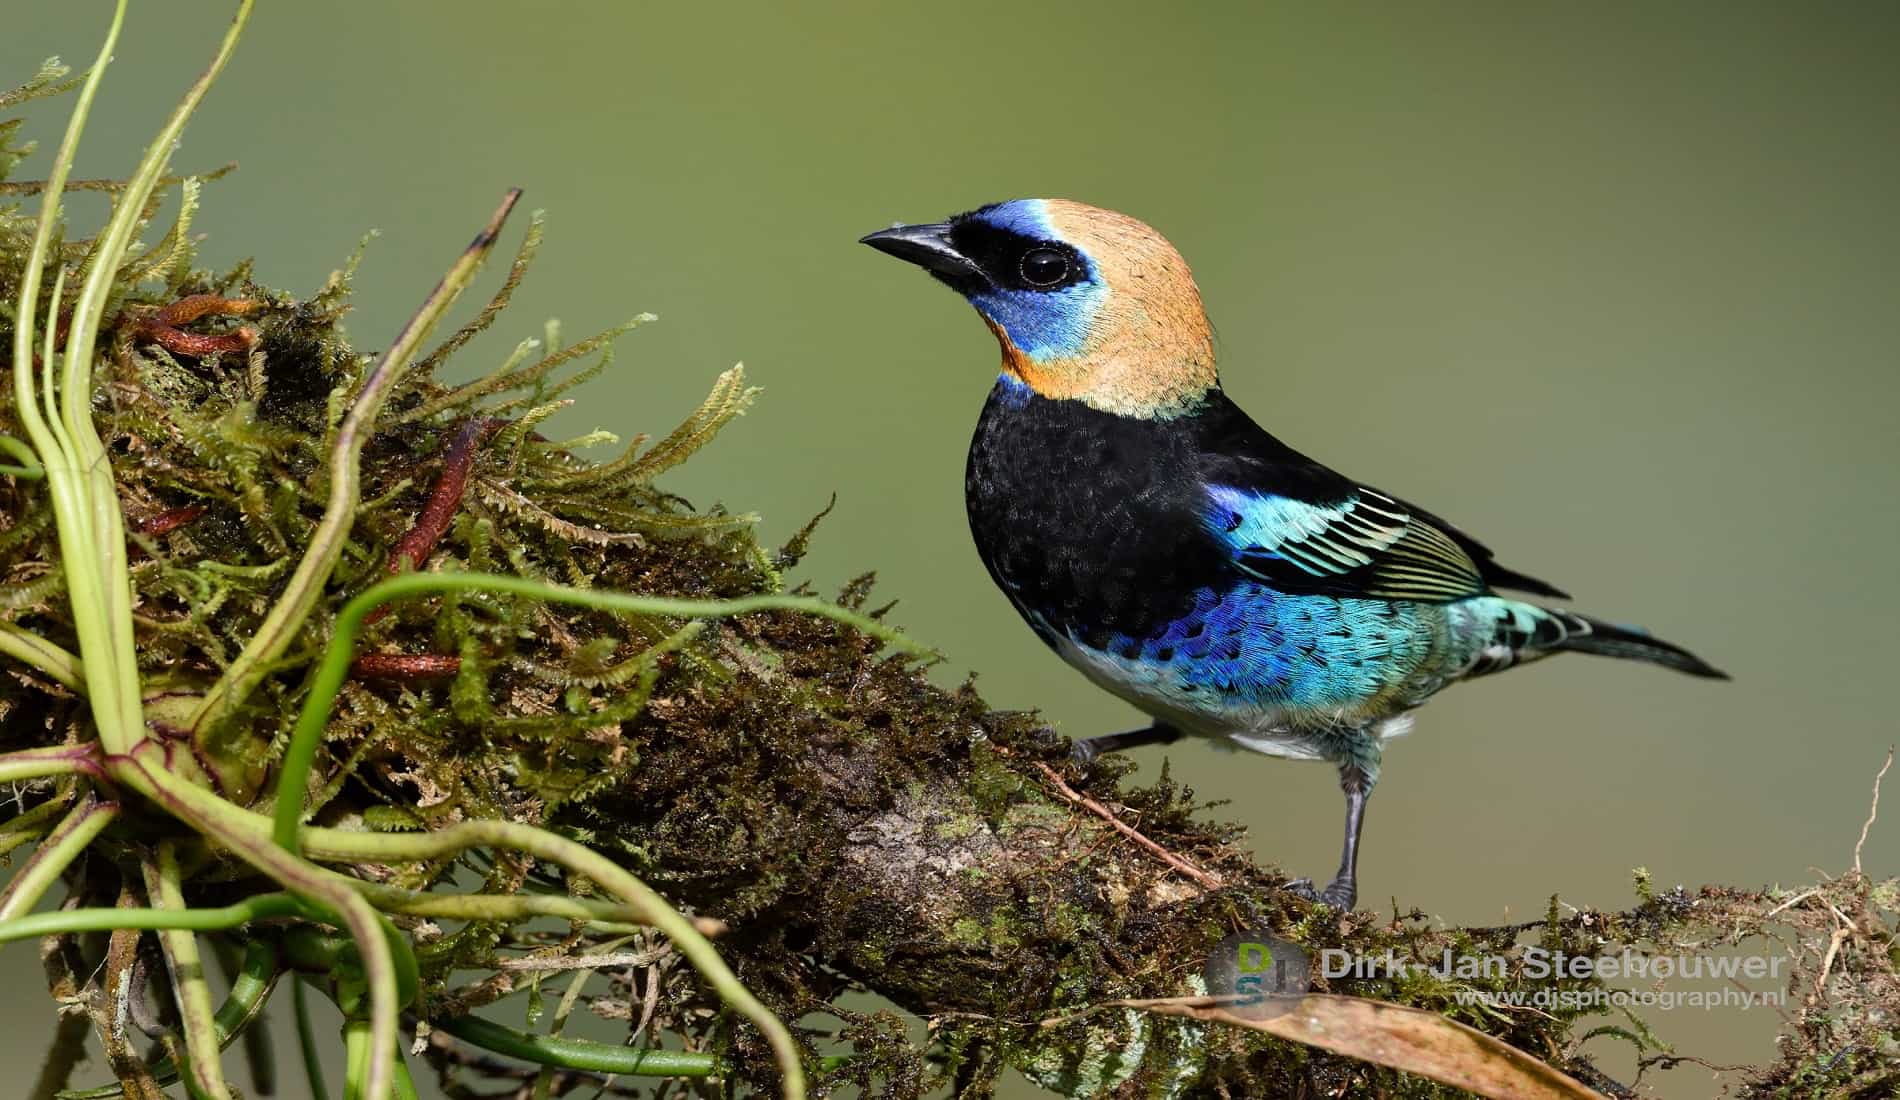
4,1,1897,1094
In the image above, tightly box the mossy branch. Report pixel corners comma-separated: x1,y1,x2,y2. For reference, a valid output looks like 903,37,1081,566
274,568,926,849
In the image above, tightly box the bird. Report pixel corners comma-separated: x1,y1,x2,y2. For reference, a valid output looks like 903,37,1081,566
860,199,1725,909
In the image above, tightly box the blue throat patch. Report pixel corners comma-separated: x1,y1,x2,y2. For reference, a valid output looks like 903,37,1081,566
970,281,1105,360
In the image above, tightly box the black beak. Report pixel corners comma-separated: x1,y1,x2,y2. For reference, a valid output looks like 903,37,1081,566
859,221,985,284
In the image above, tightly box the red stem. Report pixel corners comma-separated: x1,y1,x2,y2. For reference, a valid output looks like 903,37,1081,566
348,654,462,681
389,418,506,574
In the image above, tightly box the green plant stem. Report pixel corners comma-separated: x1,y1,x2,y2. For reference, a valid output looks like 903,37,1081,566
341,876,646,925
339,1011,426,1100
190,187,522,734
0,892,316,943
294,980,331,1100
0,793,117,919
0,794,76,857
218,940,284,1040
274,569,925,850
391,1048,421,1100
0,744,96,784
301,818,807,1100
0,434,45,478
139,842,229,1100
7,1,145,758
432,1014,721,1078
343,1013,370,1100
226,947,278,1100
342,1011,420,1100
2,6,398,1100
54,0,255,760
7,17,117,463
35,268,78,473
0,623,83,689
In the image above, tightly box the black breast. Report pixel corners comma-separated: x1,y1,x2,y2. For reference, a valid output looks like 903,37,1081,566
964,380,1229,650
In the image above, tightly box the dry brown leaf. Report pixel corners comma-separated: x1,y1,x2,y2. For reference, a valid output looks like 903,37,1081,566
1103,993,1605,1100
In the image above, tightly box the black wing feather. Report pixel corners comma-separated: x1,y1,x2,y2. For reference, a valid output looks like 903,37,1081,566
1192,391,1568,602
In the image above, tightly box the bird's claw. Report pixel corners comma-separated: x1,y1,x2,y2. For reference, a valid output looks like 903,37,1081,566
1285,876,1356,911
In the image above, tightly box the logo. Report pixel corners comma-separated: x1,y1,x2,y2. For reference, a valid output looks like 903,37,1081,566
1205,931,1310,1020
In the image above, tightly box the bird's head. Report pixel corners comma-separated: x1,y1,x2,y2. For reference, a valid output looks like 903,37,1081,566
862,199,1216,418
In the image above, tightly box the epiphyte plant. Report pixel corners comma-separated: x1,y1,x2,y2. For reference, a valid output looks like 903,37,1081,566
0,3,918,1097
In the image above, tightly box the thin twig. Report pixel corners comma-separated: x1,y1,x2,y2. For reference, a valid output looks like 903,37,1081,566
495,948,670,973
1040,993,1233,1028
1033,762,1224,891
100,894,167,1100
1814,927,1851,1003
1854,747,1892,877
630,959,665,1044
1765,888,1821,919
530,937,633,1098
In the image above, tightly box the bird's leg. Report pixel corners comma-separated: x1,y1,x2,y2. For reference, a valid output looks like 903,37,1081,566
1288,759,1375,910
1069,722,1183,765
1320,764,1371,909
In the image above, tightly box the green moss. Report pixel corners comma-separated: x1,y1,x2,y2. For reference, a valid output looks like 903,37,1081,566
968,737,1029,818
948,918,988,948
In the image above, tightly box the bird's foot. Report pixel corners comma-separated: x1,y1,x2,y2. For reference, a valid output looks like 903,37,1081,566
1028,722,1068,754
1285,876,1357,911
1068,724,1182,767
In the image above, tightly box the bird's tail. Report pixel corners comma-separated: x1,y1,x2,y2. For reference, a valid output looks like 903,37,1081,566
1462,599,1728,680
1545,610,1729,679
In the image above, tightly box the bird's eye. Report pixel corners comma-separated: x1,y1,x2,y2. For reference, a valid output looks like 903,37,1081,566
1019,247,1070,287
